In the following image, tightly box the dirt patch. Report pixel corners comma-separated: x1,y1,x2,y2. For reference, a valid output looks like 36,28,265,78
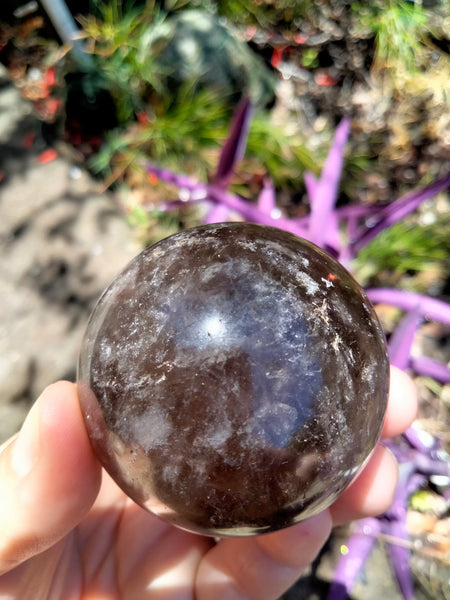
0,64,140,441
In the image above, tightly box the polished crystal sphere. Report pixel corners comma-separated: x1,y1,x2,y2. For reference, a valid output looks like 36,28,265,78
78,222,389,536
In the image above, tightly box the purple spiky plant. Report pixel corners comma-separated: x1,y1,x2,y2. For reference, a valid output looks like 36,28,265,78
146,98,450,599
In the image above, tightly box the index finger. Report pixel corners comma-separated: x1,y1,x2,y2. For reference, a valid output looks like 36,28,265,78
380,365,417,439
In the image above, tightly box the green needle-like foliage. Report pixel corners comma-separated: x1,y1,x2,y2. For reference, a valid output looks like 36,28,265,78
352,0,431,79
354,215,450,289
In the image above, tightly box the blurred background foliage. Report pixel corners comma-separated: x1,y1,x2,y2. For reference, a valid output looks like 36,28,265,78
0,0,449,291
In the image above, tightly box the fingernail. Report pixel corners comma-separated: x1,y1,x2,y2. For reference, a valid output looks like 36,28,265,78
10,399,41,478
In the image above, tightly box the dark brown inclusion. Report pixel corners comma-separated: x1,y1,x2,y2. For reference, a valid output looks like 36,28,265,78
78,222,389,536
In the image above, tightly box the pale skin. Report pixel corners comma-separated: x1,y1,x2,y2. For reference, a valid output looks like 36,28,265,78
0,366,416,600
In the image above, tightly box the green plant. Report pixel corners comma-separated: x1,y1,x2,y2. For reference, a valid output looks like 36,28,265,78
300,47,319,69
126,204,182,245
353,215,450,289
79,1,329,192
352,0,431,79
89,86,230,183
76,1,168,123
91,95,321,198
198,0,315,30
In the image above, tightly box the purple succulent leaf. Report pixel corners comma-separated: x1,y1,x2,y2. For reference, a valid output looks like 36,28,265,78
391,427,450,474
352,172,450,252
383,438,413,465
336,204,384,255
404,472,428,500
377,467,427,600
387,305,423,371
366,289,450,327
380,470,425,600
337,245,354,268
441,483,450,502
307,117,351,247
384,519,414,600
304,169,344,254
403,424,439,454
336,204,385,219
154,199,197,213
345,217,360,254
327,517,381,600
286,201,376,232
304,171,319,201
324,210,342,254
410,356,450,383
207,186,309,237
146,163,203,191
386,436,449,477
413,451,450,477
383,466,424,520
291,214,311,231
256,178,277,214
204,203,231,224
213,97,253,188
146,162,311,236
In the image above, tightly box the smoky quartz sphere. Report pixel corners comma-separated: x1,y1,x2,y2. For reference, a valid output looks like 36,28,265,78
78,222,389,537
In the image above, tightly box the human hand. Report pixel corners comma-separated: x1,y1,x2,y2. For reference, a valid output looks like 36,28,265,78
0,366,416,600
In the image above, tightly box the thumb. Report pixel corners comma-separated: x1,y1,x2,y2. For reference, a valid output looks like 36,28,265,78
0,381,102,574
